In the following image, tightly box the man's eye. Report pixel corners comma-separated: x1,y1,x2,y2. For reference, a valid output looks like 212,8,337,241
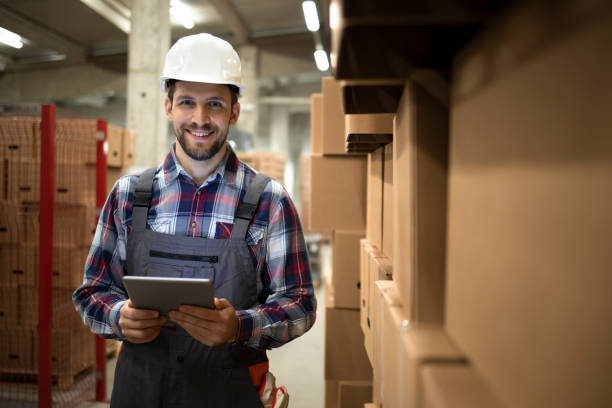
179,100,194,106
209,101,223,108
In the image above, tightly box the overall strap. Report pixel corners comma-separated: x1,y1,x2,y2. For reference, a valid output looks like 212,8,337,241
231,173,270,240
131,167,157,232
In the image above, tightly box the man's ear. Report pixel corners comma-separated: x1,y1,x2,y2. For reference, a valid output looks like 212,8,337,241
164,97,173,120
230,102,240,125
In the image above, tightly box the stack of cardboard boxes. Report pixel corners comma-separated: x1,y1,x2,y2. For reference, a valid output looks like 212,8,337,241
106,124,135,193
307,77,373,408
236,150,287,185
0,116,98,391
309,76,507,408
317,0,612,407
0,116,135,396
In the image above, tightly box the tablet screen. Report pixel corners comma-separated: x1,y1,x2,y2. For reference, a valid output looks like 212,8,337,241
123,276,215,315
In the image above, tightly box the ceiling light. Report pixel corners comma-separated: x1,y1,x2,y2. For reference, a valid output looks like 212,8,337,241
314,49,329,71
302,1,320,32
0,27,23,49
329,2,340,30
170,1,195,29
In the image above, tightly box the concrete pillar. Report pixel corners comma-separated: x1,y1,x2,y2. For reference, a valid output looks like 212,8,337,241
126,0,170,168
236,45,258,144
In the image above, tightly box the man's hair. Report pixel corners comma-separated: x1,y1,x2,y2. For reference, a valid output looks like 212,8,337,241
166,79,239,106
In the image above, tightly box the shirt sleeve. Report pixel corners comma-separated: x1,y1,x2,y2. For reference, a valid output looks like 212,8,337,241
72,177,131,340
234,181,317,349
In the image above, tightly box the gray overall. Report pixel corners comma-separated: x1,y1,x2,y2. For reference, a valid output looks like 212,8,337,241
111,168,270,408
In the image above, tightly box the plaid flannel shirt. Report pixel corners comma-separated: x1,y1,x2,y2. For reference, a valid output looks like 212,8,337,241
72,143,316,349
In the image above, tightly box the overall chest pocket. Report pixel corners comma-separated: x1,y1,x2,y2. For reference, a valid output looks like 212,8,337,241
146,250,218,280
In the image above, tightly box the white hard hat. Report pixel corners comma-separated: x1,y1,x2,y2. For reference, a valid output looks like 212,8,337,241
159,33,243,95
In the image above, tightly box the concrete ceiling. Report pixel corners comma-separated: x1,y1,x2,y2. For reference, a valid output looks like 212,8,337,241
0,0,331,82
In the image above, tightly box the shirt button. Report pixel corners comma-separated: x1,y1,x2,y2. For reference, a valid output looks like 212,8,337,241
191,222,196,228
176,355,184,363
196,191,201,195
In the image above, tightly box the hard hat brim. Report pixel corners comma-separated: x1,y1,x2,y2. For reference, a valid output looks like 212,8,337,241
159,77,244,96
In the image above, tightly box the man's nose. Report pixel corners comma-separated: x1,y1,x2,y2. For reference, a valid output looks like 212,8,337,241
192,104,210,126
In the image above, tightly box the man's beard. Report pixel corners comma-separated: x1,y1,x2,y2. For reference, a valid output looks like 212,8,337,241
175,125,227,161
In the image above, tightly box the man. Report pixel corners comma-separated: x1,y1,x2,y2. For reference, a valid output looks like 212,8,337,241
73,33,316,407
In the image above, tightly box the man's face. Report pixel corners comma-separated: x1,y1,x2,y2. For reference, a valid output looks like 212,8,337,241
164,81,240,161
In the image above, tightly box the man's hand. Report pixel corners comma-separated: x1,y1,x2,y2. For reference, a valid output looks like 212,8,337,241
169,298,238,347
119,299,166,344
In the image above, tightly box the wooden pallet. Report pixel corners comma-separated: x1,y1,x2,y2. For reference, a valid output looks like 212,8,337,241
0,367,96,406
0,365,94,391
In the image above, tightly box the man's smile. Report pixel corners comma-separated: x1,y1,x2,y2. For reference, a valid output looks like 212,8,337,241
186,128,214,138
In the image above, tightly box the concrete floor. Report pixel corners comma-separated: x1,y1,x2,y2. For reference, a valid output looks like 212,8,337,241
82,248,328,408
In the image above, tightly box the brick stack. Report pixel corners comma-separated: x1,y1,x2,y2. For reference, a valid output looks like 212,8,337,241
0,115,97,390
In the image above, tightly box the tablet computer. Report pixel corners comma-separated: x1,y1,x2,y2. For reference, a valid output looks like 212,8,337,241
123,276,215,316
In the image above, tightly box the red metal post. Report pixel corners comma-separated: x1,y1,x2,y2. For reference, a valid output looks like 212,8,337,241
94,119,109,402
38,104,55,408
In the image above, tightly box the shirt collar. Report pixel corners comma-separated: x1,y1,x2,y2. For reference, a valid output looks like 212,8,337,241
160,142,240,187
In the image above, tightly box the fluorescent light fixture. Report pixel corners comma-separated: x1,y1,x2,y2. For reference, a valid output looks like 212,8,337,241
0,27,23,49
170,1,195,29
314,49,329,71
329,2,340,30
302,1,320,32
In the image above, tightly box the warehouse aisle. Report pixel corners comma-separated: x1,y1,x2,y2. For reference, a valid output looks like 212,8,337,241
81,252,327,408
268,283,325,408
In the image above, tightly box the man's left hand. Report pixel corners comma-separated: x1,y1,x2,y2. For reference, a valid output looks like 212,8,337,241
169,298,238,347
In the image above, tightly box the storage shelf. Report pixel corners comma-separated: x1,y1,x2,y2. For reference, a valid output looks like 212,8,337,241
330,0,509,79
342,80,405,114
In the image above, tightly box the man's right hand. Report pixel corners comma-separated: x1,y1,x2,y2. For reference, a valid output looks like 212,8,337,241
119,299,166,343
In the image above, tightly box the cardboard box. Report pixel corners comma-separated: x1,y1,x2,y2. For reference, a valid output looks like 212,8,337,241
338,381,373,408
0,328,33,371
359,239,370,337
6,157,38,203
309,154,367,231
360,242,377,362
19,287,83,329
324,265,335,308
366,148,383,249
0,244,30,286
382,143,394,260
311,93,323,154
0,244,87,288
446,2,612,407
0,117,40,161
299,155,311,232
325,306,372,381
6,159,95,205
393,82,448,324
0,285,18,328
106,124,123,168
345,114,394,137
372,280,402,405
392,323,463,408
331,230,364,309
322,77,347,155
363,246,392,365
20,203,96,247
325,380,338,408
421,364,503,408
0,158,4,202
122,129,135,167
0,201,21,244
32,327,96,383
